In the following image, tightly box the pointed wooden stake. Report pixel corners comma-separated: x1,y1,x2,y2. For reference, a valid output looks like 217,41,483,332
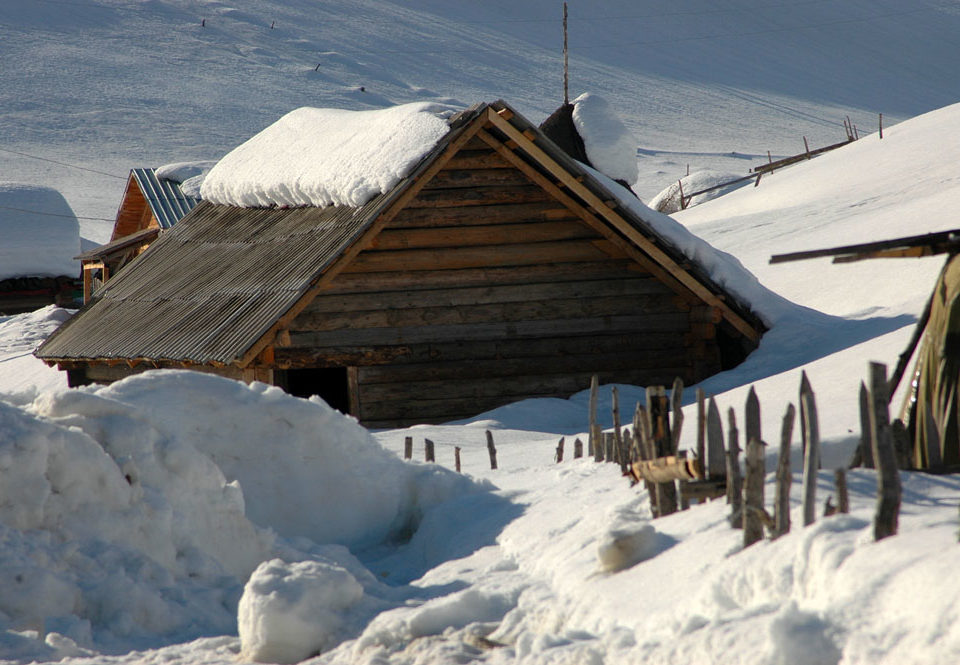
743,388,766,545
696,388,706,467
670,377,684,453
706,398,726,479
726,407,743,528
774,403,795,538
869,362,901,541
801,389,821,527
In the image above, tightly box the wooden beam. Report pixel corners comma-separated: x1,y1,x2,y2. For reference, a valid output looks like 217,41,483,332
483,108,761,343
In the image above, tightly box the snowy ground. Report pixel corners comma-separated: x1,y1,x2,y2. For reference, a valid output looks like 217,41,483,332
4,1,960,664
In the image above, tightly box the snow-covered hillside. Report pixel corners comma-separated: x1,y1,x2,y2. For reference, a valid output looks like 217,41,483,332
3,1,960,664
4,0,960,241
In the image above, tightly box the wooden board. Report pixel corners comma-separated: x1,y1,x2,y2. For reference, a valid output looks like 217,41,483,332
295,294,683,332
322,260,649,293
288,312,691,348
341,239,626,273
273,331,689,369
390,201,575,228
308,276,677,312
370,220,598,250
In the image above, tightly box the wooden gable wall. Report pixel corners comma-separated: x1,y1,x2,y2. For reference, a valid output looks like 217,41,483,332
280,136,724,427
111,177,160,242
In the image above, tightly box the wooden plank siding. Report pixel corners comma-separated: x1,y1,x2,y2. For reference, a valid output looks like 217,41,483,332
283,150,723,426
112,177,159,241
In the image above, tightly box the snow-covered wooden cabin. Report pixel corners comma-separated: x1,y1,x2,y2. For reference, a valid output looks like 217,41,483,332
78,167,201,302
0,184,81,314
37,100,765,427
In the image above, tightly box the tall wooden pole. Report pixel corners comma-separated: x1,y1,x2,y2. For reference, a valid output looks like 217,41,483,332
563,2,569,105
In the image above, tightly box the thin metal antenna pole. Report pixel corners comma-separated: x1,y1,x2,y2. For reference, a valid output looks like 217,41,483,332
563,2,569,105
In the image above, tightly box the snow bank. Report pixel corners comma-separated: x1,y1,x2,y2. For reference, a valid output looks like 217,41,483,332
200,102,460,208
0,370,486,653
571,93,638,186
0,184,79,280
238,559,364,664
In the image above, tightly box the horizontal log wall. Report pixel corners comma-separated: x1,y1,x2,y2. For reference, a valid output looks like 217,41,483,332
287,144,722,426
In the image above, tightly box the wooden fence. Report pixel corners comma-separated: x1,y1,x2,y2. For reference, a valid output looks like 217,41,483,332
573,361,905,546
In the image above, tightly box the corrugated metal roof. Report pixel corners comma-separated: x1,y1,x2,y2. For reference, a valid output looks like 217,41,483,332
37,195,392,365
132,168,199,229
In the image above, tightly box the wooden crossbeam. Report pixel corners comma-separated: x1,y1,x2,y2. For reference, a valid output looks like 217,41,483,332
770,229,960,264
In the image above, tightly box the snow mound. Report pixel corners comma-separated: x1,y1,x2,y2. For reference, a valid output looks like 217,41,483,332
571,93,638,185
238,558,364,664
649,169,750,213
0,184,80,281
0,370,487,650
200,102,460,208
597,522,658,573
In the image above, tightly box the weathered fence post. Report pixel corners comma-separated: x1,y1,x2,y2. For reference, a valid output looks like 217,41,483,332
574,437,583,458
604,432,615,463
636,404,660,516
774,403,796,538
856,381,875,468
648,386,678,516
671,377,684,453
555,437,564,463
835,468,848,514
455,446,462,472
588,375,600,457
486,430,498,470
425,438,435,463
706,398,725,480
612,387,624,471
696,388,706,468
743,388,766,546
726,407,743,528
801,389,820,527
404,436,413,460
869,362,901,541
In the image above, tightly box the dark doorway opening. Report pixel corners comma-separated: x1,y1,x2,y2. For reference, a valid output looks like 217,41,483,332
276,367,351,414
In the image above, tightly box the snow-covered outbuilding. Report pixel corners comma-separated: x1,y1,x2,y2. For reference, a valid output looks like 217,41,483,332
78,167,202,302
0,183,81,314
37,100,764,427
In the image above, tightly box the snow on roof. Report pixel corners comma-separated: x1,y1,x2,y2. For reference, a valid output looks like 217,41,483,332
0,183,80,281
155,160,217,199
200,102,461,208
571,93,639,186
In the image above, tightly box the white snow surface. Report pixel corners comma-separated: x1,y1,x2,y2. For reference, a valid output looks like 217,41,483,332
0,184,80,280
7,1,960,664
571,93,639,185
200,103,459,208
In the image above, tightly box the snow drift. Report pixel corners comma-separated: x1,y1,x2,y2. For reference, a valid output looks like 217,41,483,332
0,370,486,654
